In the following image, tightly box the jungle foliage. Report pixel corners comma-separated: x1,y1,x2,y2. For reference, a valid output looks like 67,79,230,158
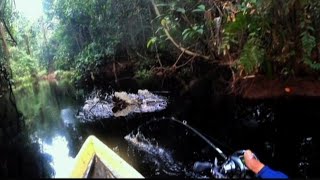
221,0,320,78
3,0,320,93
4,0,317,91
147,0,320,80
39,0,155,86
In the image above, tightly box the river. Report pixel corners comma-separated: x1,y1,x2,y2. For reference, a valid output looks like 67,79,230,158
13,79,320,178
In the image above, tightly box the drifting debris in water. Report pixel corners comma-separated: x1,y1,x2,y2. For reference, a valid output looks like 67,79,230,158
77,89,168,122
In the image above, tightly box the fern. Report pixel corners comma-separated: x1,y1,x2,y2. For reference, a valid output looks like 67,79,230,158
239,37,265,74
304,59,320,70
301,30,320,70
220,13,250,55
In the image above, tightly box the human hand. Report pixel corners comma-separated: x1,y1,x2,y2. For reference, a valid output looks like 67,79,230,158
244,149,265,174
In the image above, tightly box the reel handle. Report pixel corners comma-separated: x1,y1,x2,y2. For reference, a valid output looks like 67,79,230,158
223,150,259,178
232,149,258,168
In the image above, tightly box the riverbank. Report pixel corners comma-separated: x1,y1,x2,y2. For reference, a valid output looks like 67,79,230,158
233,75,320,99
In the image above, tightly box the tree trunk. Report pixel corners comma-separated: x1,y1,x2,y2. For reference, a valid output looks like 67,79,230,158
0,22,9,57
23,34,31,56
41,19,54,73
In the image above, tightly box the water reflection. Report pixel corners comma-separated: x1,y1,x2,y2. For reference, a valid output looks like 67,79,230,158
40,135,75,178
14,80,83,178
61,108,77,126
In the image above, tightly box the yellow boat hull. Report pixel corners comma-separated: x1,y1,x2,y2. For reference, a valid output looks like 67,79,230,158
70,135,144,178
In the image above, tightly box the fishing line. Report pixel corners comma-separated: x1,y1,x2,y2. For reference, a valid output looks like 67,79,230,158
128,117,228,160
155,117,228,160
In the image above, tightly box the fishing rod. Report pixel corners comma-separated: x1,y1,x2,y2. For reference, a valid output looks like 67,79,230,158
132,117,255,178
165,117,228,160
158,117,257,178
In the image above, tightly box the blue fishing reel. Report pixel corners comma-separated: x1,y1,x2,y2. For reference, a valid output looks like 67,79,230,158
193,150,257,178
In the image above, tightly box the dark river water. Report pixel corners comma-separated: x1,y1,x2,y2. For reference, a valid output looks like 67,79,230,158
13,80,320,178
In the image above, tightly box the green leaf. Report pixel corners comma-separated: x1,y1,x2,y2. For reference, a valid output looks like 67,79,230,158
307,26,315,32
192,4,206,13
147,37,157,48
197,4,206,11
161,18,166,26
182,28,190,36
183,31,191,41
196,28,204,35
176,7,186,14
157,3,171,7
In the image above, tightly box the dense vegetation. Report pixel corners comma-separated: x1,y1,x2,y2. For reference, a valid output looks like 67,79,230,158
31,0,320,93
3,0,320,93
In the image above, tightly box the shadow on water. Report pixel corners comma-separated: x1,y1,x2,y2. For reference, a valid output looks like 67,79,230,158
227,97,320,178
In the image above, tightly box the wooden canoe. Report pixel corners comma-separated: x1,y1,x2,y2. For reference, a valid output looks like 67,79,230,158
70,135,144,178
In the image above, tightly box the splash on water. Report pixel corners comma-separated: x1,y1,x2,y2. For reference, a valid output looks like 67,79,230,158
124,130,184,176
77,89,168,122
124,129,207,178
